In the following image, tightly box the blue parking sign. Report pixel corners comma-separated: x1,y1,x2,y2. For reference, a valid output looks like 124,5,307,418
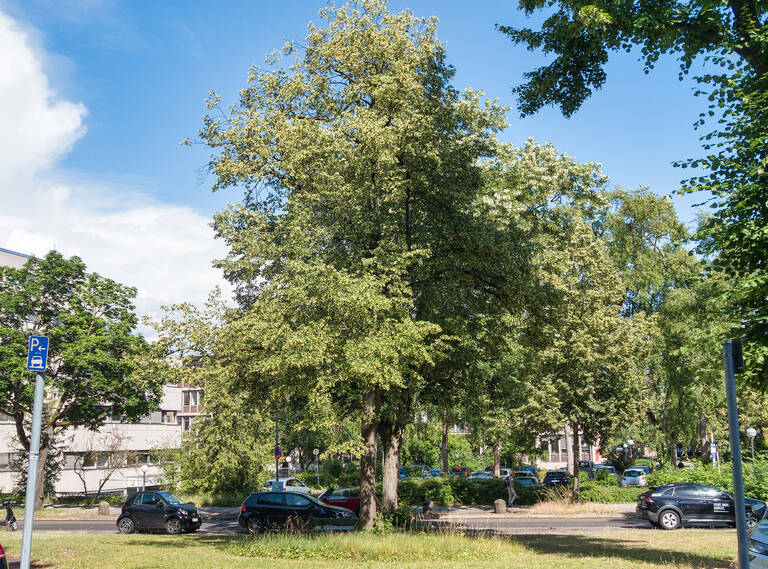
27,336,49,372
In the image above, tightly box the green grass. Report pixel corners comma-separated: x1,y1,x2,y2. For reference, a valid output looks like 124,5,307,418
0,530,737,569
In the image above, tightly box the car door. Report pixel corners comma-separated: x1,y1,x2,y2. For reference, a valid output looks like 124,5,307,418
133,493,164,529
698,486,731,521
256,492,286,528
674,485,708,519
284,493,313,529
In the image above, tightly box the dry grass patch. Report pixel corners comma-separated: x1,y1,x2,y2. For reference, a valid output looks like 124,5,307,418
526,501,615,514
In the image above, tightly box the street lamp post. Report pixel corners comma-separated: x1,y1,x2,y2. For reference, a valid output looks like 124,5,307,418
747,428,758,478
285,455,292,477
627,439,634,463
140,463,149,492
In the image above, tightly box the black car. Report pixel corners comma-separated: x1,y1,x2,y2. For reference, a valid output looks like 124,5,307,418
543,471,570,486
637,482,766,530
116,491,202,534
238,491,357,533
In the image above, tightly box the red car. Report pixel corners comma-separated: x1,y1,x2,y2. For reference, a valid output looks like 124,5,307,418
318,487,379,516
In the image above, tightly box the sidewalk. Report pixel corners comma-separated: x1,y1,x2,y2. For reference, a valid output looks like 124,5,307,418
16,503,637,522
421,503,637,520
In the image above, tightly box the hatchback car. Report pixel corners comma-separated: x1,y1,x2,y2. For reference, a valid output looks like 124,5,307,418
514,476,538,488
468,471,493,480
451,467,470,477
262,478,311,494
637,482,766,530
239,491,357,533
621,468,648,487
592,465,620,483
543,471,570,486
116,491,201,534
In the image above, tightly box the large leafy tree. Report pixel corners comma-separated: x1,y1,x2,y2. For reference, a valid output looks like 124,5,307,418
499,0,768,380
196,0,523,527
0,251,164,508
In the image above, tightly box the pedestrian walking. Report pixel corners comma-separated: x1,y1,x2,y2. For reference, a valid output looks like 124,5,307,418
505,473,516,507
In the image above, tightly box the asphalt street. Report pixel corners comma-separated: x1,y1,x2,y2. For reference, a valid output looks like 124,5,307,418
13,515,733,536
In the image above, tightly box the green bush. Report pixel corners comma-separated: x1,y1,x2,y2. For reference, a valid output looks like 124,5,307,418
397,477,542,507
579,481,644,503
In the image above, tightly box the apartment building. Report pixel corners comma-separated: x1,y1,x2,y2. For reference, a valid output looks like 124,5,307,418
0,247,202,495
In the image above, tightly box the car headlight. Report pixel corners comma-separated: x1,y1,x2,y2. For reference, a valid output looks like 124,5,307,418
178,510,189,517
749,538,768,555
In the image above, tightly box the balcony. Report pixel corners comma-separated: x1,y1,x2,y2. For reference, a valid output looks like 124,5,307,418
181,405,200,414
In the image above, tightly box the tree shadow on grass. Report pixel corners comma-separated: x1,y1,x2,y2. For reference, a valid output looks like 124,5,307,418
508,534,734,568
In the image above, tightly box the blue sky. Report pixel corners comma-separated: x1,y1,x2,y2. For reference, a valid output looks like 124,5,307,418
0,0,714,322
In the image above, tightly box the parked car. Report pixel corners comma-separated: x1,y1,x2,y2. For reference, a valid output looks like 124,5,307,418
518,465,538,478
578,460,594,473
636,483,766,530
116,491,202,534
399,465,428,479
514,470,537,479
428,468,445,477
0,541,7,569
238,491,357,533
621,469,648,487
514,476,539,488
262,478,311,494
451,467,470,477
499,468,512,478
542,471,570,486
747,505,768,567
632,465,652,476
592,465,620,483
317,487,380,516
468,471,493,480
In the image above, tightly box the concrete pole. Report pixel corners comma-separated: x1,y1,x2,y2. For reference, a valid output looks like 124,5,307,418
20,372,45,569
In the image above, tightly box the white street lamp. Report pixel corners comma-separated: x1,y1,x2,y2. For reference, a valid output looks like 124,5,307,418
285,455,292,477
140,463,149,492
747,428,758,478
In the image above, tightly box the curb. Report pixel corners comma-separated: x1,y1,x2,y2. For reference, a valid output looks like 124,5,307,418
432,513,638,520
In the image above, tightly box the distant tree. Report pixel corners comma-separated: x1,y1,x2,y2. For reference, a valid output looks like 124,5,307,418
0,251,164,508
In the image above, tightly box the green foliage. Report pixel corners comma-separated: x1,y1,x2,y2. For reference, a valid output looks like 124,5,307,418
397,477,541,507
0,251,164,506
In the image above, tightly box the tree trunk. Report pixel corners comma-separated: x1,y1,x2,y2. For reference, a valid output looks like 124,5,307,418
441,412,449,474
569,422,580,501
699,413,711,463
493,440,502,478
34,444,50,510
381,421,405,512
669,439,678,466
564,423,575,475
358,389,379,529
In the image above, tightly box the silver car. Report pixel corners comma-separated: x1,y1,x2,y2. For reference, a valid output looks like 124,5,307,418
620,468,648,487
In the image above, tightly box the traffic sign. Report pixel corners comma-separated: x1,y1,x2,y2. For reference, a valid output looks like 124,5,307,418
313,448,319,456
274,445,282,459
26,336,49,372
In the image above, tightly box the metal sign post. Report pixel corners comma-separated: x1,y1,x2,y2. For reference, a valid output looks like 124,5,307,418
21,336,48,569
723,338,749,569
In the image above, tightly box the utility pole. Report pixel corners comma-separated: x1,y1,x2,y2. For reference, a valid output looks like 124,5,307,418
274,411,279,481
723,338,749,569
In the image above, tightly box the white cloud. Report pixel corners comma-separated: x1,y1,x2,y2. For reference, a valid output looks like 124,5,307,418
0,10,229,335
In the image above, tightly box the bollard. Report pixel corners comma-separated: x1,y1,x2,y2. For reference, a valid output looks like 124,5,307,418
494,499,507,514
98,501,110,516
422,499,434,515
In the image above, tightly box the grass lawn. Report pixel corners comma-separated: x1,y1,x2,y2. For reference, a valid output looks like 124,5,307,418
0,530,736,569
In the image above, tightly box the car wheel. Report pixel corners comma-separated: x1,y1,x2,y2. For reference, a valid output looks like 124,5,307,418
117,517,136,534
747,511,759,529
247,516,264,534
165,518,183,535
659,510,681,530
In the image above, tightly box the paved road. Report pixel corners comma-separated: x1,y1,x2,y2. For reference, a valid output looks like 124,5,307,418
15,515,730,536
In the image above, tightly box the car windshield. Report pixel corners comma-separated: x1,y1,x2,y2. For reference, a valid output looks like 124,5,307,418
625,470,643,476
157,492,184,505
